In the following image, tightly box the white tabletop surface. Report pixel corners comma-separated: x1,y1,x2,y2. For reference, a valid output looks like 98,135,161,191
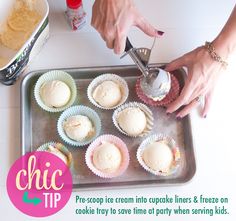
0,0,236,220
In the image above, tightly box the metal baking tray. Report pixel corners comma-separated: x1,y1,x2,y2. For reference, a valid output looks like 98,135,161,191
21,64,196,191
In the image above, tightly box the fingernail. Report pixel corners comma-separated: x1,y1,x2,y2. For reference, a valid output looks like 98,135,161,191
156,30,164,36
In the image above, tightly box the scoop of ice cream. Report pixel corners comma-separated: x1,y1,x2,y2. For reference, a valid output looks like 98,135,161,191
40,80,71,108
63,115,94,141
92,141,122,173
92,80,122,108
47,144,68,165
142,141,173,173
117,107,147,136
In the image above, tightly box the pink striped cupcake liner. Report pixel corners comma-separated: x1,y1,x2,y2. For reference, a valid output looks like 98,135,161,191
136,74,180,107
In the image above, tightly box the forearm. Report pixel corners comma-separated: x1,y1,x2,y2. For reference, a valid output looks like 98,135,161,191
212,5,236,60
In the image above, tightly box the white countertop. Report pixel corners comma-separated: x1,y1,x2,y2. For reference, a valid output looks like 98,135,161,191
0,0,236,220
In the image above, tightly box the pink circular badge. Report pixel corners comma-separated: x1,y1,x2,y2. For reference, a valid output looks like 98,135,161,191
7,151,72,217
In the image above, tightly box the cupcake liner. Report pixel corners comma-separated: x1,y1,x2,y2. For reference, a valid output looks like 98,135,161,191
57,105,102,147
112,102,154,138
137,134,181,176
34,70,77,112
87,73,129,110
36,141,74,171
85,134,129,178
136,74,180,107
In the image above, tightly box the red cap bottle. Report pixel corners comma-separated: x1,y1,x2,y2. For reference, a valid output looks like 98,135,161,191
65,0,86,30
66,0,82,9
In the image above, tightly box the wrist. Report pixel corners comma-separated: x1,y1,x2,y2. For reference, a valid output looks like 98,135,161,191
204,41,228,68
212,32,236,61
211,37,230,61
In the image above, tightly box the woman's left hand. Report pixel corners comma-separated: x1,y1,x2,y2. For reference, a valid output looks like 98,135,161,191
165,45,225,118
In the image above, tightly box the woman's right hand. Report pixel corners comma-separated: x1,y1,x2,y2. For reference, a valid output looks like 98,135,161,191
91,0,164,54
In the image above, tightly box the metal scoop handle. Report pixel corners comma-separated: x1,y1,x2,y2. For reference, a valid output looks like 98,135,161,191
124,38,149,77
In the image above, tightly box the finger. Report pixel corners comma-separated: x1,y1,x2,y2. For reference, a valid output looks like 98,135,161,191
100,33,106,41
113,20,131,54
91,7,95,26
114,33,126,54
103,29,115,49
106,39,115,49
91,18,99,29
166,96,184,113
165,55,188,72
96,22,105,37
91,16,95,27
188,85,208,104
166,80,195,113
176,99,200,118
91,12,97,27
135,16,163,37
202,89,214,118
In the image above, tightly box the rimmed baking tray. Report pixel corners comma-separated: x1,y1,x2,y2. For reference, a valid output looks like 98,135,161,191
21,64,196,191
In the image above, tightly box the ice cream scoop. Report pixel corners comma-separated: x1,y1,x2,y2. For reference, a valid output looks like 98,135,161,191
122,38,171,101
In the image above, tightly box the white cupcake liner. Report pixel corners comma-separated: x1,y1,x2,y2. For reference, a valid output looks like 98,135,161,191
85,134,130,178
34,70,77,112
57,105,102,147
112,102,154,138
36,141,74,170
137,134,181,176
87,73,129,110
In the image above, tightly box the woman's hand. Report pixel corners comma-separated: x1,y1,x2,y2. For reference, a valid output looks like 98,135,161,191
91,0,164,54
165,46,225,118
166,5,236,118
